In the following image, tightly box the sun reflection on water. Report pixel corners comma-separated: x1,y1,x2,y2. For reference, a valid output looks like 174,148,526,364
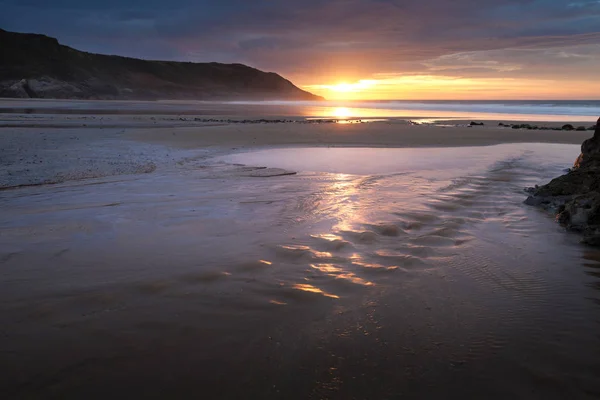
310,233,344,242
311,263,343,273
311,263,374,286
332,107,352,119
292,283,340,299
269,300,287,306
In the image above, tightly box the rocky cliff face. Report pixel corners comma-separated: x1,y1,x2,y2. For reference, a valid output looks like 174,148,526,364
0,29,323,101
525,117,600,245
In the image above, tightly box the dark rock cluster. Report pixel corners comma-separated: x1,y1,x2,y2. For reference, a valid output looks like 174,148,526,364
525,117,600,245
500,122,596,131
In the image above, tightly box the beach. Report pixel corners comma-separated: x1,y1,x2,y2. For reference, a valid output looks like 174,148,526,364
2,100,600,399
0,102,595,189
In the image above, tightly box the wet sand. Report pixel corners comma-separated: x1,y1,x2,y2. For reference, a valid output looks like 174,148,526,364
2,103,600,399
1,114,592,190
130,121,592,150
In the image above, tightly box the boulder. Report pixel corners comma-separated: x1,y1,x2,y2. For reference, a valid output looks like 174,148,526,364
469,121,484,126
525,117,600,245
556,191,600,231
562,124,575,130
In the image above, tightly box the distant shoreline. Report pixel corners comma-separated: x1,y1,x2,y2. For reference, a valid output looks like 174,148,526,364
1,100,595,190
0,98,598,123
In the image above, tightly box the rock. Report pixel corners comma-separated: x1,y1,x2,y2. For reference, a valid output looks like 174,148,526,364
562,124,575,131
525,117,600,245
589,125,597,131
25,77,83,98
0,79,31,98
576,126,587,131
556,191,600,231
578,120,600,168
510,122,545,129
470,121,484,126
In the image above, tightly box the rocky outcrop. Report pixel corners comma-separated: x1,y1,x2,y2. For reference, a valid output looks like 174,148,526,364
0,28,323,101
3,79,30,98
525,117,600,245
0,77,85,99
502,123,596,131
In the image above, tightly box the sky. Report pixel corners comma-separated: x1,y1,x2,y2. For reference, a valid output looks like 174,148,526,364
1,0,600,100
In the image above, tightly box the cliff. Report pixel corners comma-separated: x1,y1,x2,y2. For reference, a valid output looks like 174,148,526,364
0,29,323,101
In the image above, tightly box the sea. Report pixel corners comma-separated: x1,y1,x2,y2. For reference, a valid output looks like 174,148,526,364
0,98,598,122
229,99,600,122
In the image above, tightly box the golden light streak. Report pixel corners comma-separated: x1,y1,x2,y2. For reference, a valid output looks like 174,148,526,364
310,233,344,241
303,75,600,100
310,263,343,273
292,283,340,299
326,80,377,93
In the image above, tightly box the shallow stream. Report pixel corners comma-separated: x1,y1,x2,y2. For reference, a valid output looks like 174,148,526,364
1,144,599,398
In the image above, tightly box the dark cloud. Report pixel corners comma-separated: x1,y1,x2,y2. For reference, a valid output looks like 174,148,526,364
0,0,599,86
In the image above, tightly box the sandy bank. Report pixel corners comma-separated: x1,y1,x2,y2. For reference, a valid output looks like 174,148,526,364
129,120,592,149
1,111,594,189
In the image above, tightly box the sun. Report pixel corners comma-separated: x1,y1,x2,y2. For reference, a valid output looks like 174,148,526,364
331,83,355,93
333,107,352,119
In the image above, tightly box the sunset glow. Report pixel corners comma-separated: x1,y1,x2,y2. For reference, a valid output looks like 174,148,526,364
332,107,352,118
327,80,378,93
6,0,599,100
304,75,600,101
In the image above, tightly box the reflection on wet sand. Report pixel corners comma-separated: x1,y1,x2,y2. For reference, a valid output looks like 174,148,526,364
292,283,341,299
1,144,600,398
311,263,374,287
304,104,600,122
